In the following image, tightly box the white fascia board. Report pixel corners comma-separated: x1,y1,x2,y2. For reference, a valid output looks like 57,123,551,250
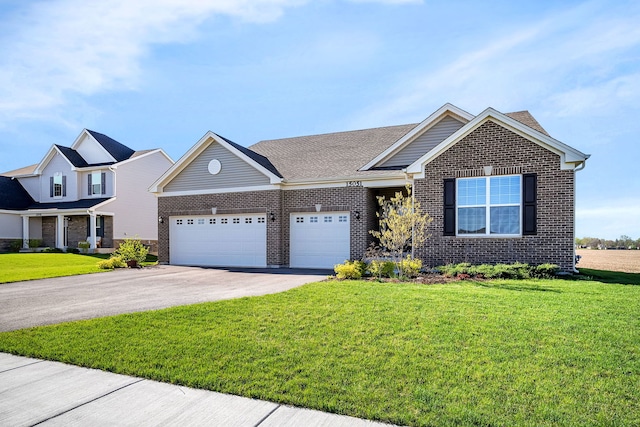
360,103,475,171
283,177,410,191
407,108,590,178
71,129,117,163
34,145,77,175
156,184,279,197
110,149,175,169
149,132,281,193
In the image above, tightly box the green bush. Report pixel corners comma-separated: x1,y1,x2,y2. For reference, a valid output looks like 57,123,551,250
367,259,396,278
28,239,42,249
334,260,366,280
113,237,148,264
97,256,126,270
66,247,80,254
78,241,90,254
8,240,22,253
436,262,559,280
43,247,64,253
399,256,422,278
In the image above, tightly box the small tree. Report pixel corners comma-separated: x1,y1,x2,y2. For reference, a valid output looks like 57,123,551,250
369,185,432,278
113,236,148,266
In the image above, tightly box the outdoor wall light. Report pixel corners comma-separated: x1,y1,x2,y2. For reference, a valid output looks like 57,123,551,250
269,212,276,222
354,211,361,220
158,216,164,224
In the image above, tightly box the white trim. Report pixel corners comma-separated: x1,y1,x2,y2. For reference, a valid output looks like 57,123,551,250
33,146,76,175
70,129,117,163
150,131,282,193
156,185,279,197
407,108,590,178
360,103,475,170
282,177,409,190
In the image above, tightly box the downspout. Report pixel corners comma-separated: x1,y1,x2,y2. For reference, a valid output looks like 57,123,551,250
573,160,587,273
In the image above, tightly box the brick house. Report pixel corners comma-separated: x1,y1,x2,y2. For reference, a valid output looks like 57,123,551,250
0,129,173,253
150,104,589,271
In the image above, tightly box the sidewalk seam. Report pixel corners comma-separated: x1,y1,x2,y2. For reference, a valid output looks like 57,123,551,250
253,404,281,427
0,360,44,374
29,378,145,426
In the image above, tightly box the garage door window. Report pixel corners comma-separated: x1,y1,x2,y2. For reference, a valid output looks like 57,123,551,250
310,216,318,223
221,218,228,224
324,216,332,223
187,219,194,225
258,217,265,223
176,219,183,225
296,217,304,223
209,218,216,224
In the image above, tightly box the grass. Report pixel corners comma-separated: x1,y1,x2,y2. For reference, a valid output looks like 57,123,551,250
0,253,158,284
1,274,638,426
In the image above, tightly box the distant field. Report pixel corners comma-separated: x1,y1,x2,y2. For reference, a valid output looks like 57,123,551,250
576,249,640,273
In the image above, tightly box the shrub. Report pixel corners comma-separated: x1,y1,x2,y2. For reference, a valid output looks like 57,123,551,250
399,256,422,278
8,240,22,253
113,237,148,264
28,239,42,249
367,259,396,279
78,241,90,254
532,263,560,278
334,260,366,280
66,247,80,254
97,256,126,269
43,247,64,253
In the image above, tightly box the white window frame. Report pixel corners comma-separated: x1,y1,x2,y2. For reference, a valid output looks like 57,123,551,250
53,173,63,198
456,175,522,237
91,171,102,195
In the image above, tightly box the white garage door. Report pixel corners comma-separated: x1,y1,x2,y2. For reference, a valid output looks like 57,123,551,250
170,214,266,267
290,212,350,269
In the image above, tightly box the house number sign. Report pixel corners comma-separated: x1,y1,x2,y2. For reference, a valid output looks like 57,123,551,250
346,181,362,187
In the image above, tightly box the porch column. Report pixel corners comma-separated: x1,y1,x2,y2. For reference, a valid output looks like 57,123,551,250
22,216,29,249
56,214,65,249
88,213,97,249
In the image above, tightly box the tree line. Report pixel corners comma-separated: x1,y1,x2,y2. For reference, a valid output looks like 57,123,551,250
576,235,640,249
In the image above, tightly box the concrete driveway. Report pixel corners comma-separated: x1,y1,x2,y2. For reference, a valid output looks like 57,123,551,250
0,266,328,332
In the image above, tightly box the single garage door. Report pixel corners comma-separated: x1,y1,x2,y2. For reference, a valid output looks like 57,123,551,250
170,214,266,267
290,212,350,269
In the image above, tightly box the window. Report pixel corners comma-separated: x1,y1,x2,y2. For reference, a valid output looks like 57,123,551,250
457,175,521,236
176,219,183,225
221,218,228,224
53,173,63,198
310,216,318,223
245,218,252,224
233,218,240,224
338,215,348,223
257,217,265,223
324,216,332,223
209,218,216,224
296,217,304,223
187,219,194,225
197,218,205,225
89,171,105,195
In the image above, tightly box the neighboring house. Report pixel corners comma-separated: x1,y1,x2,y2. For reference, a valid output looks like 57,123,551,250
150,104,589,272
0,129,174,253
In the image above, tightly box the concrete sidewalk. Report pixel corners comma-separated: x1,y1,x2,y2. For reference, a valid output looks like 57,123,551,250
0,353,396,426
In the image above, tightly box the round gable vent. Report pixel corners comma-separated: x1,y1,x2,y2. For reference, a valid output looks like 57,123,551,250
208,159,222,175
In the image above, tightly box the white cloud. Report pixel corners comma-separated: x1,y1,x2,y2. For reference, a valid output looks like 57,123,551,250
349,0,640,126
0,0,306,126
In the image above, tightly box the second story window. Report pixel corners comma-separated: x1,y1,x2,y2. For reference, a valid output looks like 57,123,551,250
50,173,66,198
89,171,106,196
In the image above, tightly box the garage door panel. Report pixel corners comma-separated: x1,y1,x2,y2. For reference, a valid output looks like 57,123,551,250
170,214,266,268
290,212,350,269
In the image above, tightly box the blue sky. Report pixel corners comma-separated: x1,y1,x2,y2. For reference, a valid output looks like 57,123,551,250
0,0,638,240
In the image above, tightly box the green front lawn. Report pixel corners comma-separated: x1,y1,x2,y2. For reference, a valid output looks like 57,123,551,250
0,253,106,283
1,275,638,426
0,253,159,284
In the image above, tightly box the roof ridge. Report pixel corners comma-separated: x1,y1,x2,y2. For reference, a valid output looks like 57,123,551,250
254,122,419,144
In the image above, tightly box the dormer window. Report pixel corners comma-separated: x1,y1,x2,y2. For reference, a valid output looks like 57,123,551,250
89,171,106,195
50,173,66,199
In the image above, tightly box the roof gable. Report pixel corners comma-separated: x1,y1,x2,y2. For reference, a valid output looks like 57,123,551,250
406,107,590,176
361,103,474,170
85,130,135,162
150,132,282,193
0,176,34,210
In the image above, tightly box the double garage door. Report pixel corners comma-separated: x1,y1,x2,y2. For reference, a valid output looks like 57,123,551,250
170,214,267,268
169,211,350,269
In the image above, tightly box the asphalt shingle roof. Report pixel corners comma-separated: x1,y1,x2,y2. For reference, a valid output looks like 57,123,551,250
216,134,282,178
504,111,550,136
27,198,113,210
55,145,89,168
86,130,135,162
0,176,34,210
249,124,417,181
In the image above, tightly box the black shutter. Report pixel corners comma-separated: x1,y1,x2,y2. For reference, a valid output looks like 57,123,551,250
88,174,92,195
50,177,54,197
62,176,67,197
522,173,537,235
443,178,456,236
101,172,106,195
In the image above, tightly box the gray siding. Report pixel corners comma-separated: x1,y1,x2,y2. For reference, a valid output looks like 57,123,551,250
380,116,465,168
165,142,271,192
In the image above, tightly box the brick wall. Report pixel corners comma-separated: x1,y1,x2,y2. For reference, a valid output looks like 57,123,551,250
414,120,576,271
42,217,56,247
